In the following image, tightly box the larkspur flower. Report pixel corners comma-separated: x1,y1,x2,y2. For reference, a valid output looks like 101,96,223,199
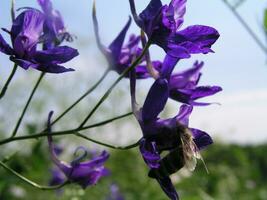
129,0,219,58
47,111,109,188
130,71,214,199
0,9,78,73
37,0,73,49
92,3,161,78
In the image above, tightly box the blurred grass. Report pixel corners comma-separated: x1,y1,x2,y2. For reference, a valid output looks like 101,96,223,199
1,142,267,200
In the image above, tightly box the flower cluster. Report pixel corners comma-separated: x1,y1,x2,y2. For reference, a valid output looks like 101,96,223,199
47,111,109,189
0,0,78,73
125,0,220,199
0,0,222,199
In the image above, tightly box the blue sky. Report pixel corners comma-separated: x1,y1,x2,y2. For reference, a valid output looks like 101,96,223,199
0,0,267,143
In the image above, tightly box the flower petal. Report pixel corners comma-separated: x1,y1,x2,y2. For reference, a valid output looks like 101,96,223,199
36,63,75,73
191,128,213,150
175,104,193,125
142,78,169,122
169,61,203,89
34,46,78,64
38,0,53,14
156,176,179,200
171,0,186,29
108,17,132,62
10,57,38,70
139,0,163,34
191,86,222,100
11,9,44,53
0,34,14,55
160,54,179,79
174,25,220,54
139,138,161,169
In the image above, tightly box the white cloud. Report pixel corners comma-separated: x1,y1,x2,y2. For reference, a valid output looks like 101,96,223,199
189,89,267,144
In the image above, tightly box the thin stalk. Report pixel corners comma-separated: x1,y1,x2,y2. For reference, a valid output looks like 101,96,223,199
78,40,152,128
11,72,45,138
76,133,140,150
11,0,15,21
222,0,267,54
0,64,18,99
0,112,133,145
140,30,159,79
0,161,68,190
51,68,109,126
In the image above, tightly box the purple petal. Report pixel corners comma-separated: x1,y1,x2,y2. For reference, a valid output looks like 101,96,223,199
175,104,193,125
142,78,169,122
0,34,14,55
169,61,203,89
156,176,179,200
65,151,109,188
160,54,179,79
139,138,161,169
171,0,186,29
191,86,222,100
10,58,38,70
36,63,74,73
139,0,163,35
108,17,132,62
34,46,78,64
49,168,65,186
92,2,109,57
166,43,190,59
174,25,220,54
11,10,44,54
134,61,162,79
191,128,213,150
38,0,53,14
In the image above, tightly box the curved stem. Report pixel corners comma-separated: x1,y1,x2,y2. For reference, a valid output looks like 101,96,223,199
0,160,68,190
51,68,109,126
222,0,267,54
0,112,133,145
11,72,45,138
75,132,140,150
0,64,18,100
78,41,151,128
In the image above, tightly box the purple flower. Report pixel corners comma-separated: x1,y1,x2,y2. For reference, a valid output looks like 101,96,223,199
106,184,125,200
129,0,219,58
47,111,109,189
130,73,213,199
169,61,222,105
92,4,161,78
0,9,78,73
49,168,65,186
37,0,73,49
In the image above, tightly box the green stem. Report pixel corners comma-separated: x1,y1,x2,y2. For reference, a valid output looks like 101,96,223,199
76,132,140,150
0,160,68,190
0,112,133,145
78,41,151,128
222,0,267,54
11,72,45,138
0,64,18,99
51,68,109,126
